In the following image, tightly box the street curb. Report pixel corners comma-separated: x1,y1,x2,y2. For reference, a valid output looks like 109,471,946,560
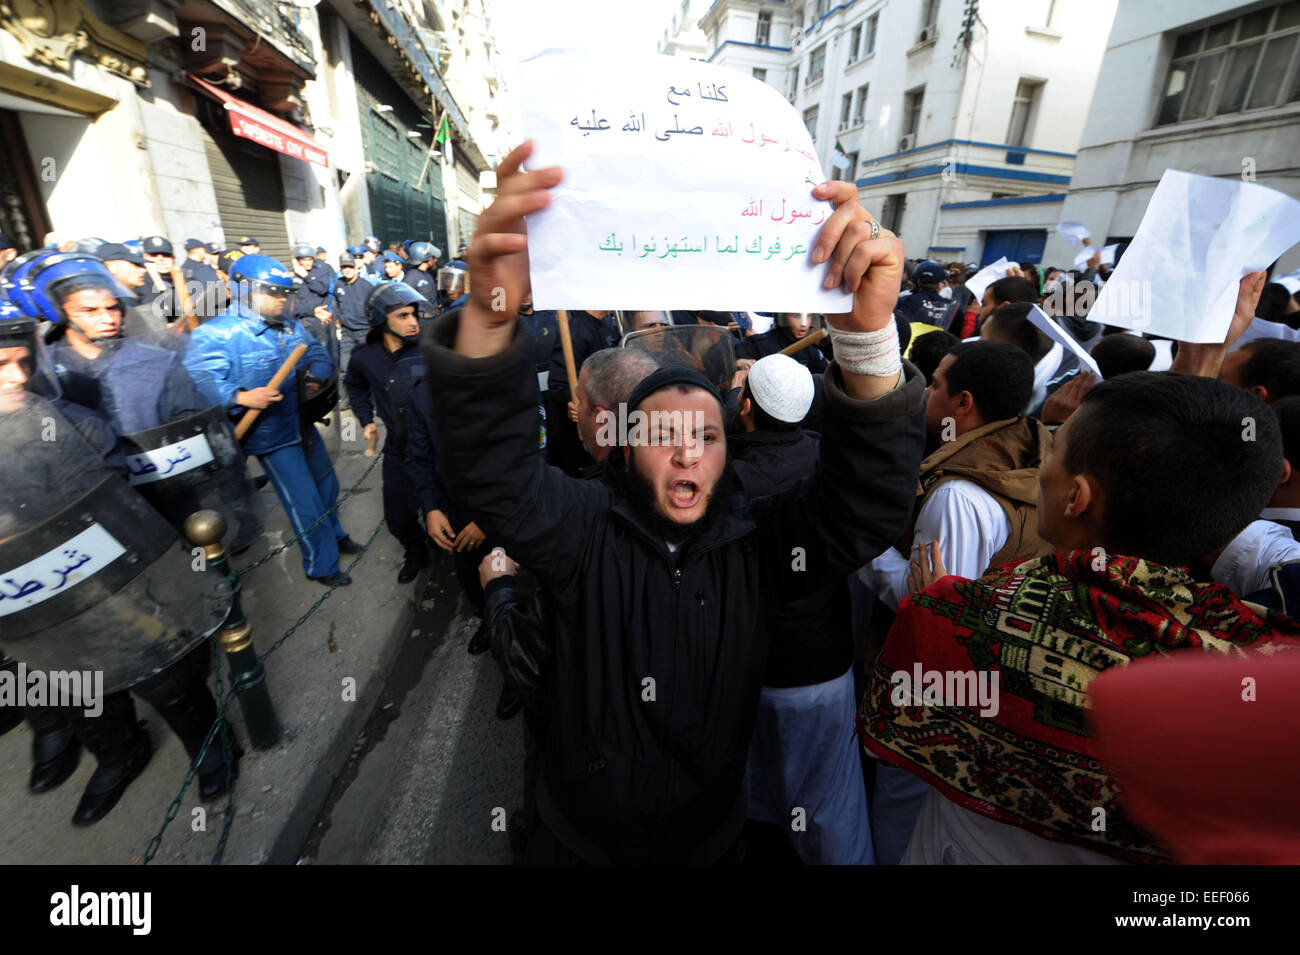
263,567,423,864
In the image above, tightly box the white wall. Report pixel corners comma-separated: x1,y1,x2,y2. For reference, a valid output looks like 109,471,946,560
1045,0,1300,271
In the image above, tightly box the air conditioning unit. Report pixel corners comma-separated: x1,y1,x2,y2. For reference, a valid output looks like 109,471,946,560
899,133,916,150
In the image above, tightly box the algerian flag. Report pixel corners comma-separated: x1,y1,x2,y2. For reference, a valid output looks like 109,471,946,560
831,139,851,170
434,114,451,145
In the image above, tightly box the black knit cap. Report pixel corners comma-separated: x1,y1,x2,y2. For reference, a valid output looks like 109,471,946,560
625,365,724,415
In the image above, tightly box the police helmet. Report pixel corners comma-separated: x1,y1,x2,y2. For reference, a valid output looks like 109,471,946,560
366,281,426,327
228,254,295,294
363,235,381,253
292,243,317,261
408,241,437,265
7,251,133,326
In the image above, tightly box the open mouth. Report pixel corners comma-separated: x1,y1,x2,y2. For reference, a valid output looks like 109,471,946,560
669,480,700,509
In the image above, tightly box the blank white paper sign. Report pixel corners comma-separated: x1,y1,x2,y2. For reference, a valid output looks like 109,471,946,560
1089,169,1300,343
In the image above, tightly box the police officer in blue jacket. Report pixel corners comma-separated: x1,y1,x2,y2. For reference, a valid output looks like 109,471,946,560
362,236,385,279
184,255,359,586
335,251,374,379
402,241,438,303
12,252,207,436
343,282,429,583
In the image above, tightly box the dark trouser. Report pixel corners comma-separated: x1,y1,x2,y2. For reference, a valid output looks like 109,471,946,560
63,642,230,775
339,329,368,383
382,438,423,551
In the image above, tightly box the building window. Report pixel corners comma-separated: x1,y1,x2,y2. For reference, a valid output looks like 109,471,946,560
756,10,771,45
921,0,940,30
1006,79,1043,146
1157,2,1300,125
838,151,859,181
848,24,862,63
789,65,799,98
816,0,829,18
853,84,869,125
903,86,925,137
753,67,767,82
840,92,854,128
881,193,906,234
865,13,879,55
808,44,826,84
804,105,820,142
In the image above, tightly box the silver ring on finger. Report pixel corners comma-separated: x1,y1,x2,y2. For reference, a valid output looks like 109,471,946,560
868,220,881,241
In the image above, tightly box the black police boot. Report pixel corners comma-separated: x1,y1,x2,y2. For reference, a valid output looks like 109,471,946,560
70,693,152,826
149,679,242,802
0,657,21,736
337,536,363,554
397,545,428,584
309,571,353,587
26,707,81,793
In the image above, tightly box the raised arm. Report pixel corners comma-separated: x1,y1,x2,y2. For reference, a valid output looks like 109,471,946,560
420,142,608,590
752,182,926,582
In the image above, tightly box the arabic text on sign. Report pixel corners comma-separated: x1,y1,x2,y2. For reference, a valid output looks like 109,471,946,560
0,524,126,617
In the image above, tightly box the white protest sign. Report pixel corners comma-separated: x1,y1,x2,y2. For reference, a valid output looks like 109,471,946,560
1056,221,1090,245
964,257,1011,305
1074,244,1119,269
1090,169,1300,342
1028,305,1102,377
517,49,853,313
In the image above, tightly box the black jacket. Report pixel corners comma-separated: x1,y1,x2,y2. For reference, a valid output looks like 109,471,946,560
737,327,828,373
422,309,925,863
730,428,852,688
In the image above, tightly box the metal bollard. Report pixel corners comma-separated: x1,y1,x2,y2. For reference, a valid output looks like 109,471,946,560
185,510,282,749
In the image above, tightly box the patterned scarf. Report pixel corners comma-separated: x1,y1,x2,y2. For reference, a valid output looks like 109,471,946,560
860,550,1300,863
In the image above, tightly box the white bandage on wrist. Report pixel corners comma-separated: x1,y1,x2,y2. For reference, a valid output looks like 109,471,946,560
827,320,903,380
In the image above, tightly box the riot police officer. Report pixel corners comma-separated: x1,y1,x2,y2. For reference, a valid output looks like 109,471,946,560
893,259,951,326
335,251,375,379
344,283,429,583
402,241,439,302
181,238,223,322
185,255,359,586
0,317,236,824
139,235,184,326
13,252,207,438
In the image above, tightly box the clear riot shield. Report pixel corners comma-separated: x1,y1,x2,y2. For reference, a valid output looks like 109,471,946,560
0,396,229,693
621,322,736,396
298,311,340,426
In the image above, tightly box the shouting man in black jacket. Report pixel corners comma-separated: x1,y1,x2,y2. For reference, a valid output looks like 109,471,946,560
421,141,926,864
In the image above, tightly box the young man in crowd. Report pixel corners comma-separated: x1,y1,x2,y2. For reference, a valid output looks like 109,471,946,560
864,275,1300,864
859,340,1052,862
421,141,925,864
1218,337,1300,402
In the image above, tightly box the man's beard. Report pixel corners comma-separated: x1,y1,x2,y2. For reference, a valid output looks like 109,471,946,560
621,450,735,547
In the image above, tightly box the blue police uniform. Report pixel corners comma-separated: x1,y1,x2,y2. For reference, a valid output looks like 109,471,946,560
50,338,207,434
184,301,347,578
402,266,436,301
893,288,950,326
335,271,375,375
180,257,223,321
343,335,424,552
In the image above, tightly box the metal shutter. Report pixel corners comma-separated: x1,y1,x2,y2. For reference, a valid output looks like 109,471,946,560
201,126,292,264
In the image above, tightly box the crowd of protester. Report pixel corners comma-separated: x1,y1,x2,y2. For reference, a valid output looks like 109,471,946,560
3,144,1300,863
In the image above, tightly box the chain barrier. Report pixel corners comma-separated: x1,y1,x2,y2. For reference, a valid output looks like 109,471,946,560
234,446,382,578
141,445,386,864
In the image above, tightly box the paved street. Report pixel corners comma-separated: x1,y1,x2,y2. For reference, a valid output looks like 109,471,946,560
303,562,525,865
